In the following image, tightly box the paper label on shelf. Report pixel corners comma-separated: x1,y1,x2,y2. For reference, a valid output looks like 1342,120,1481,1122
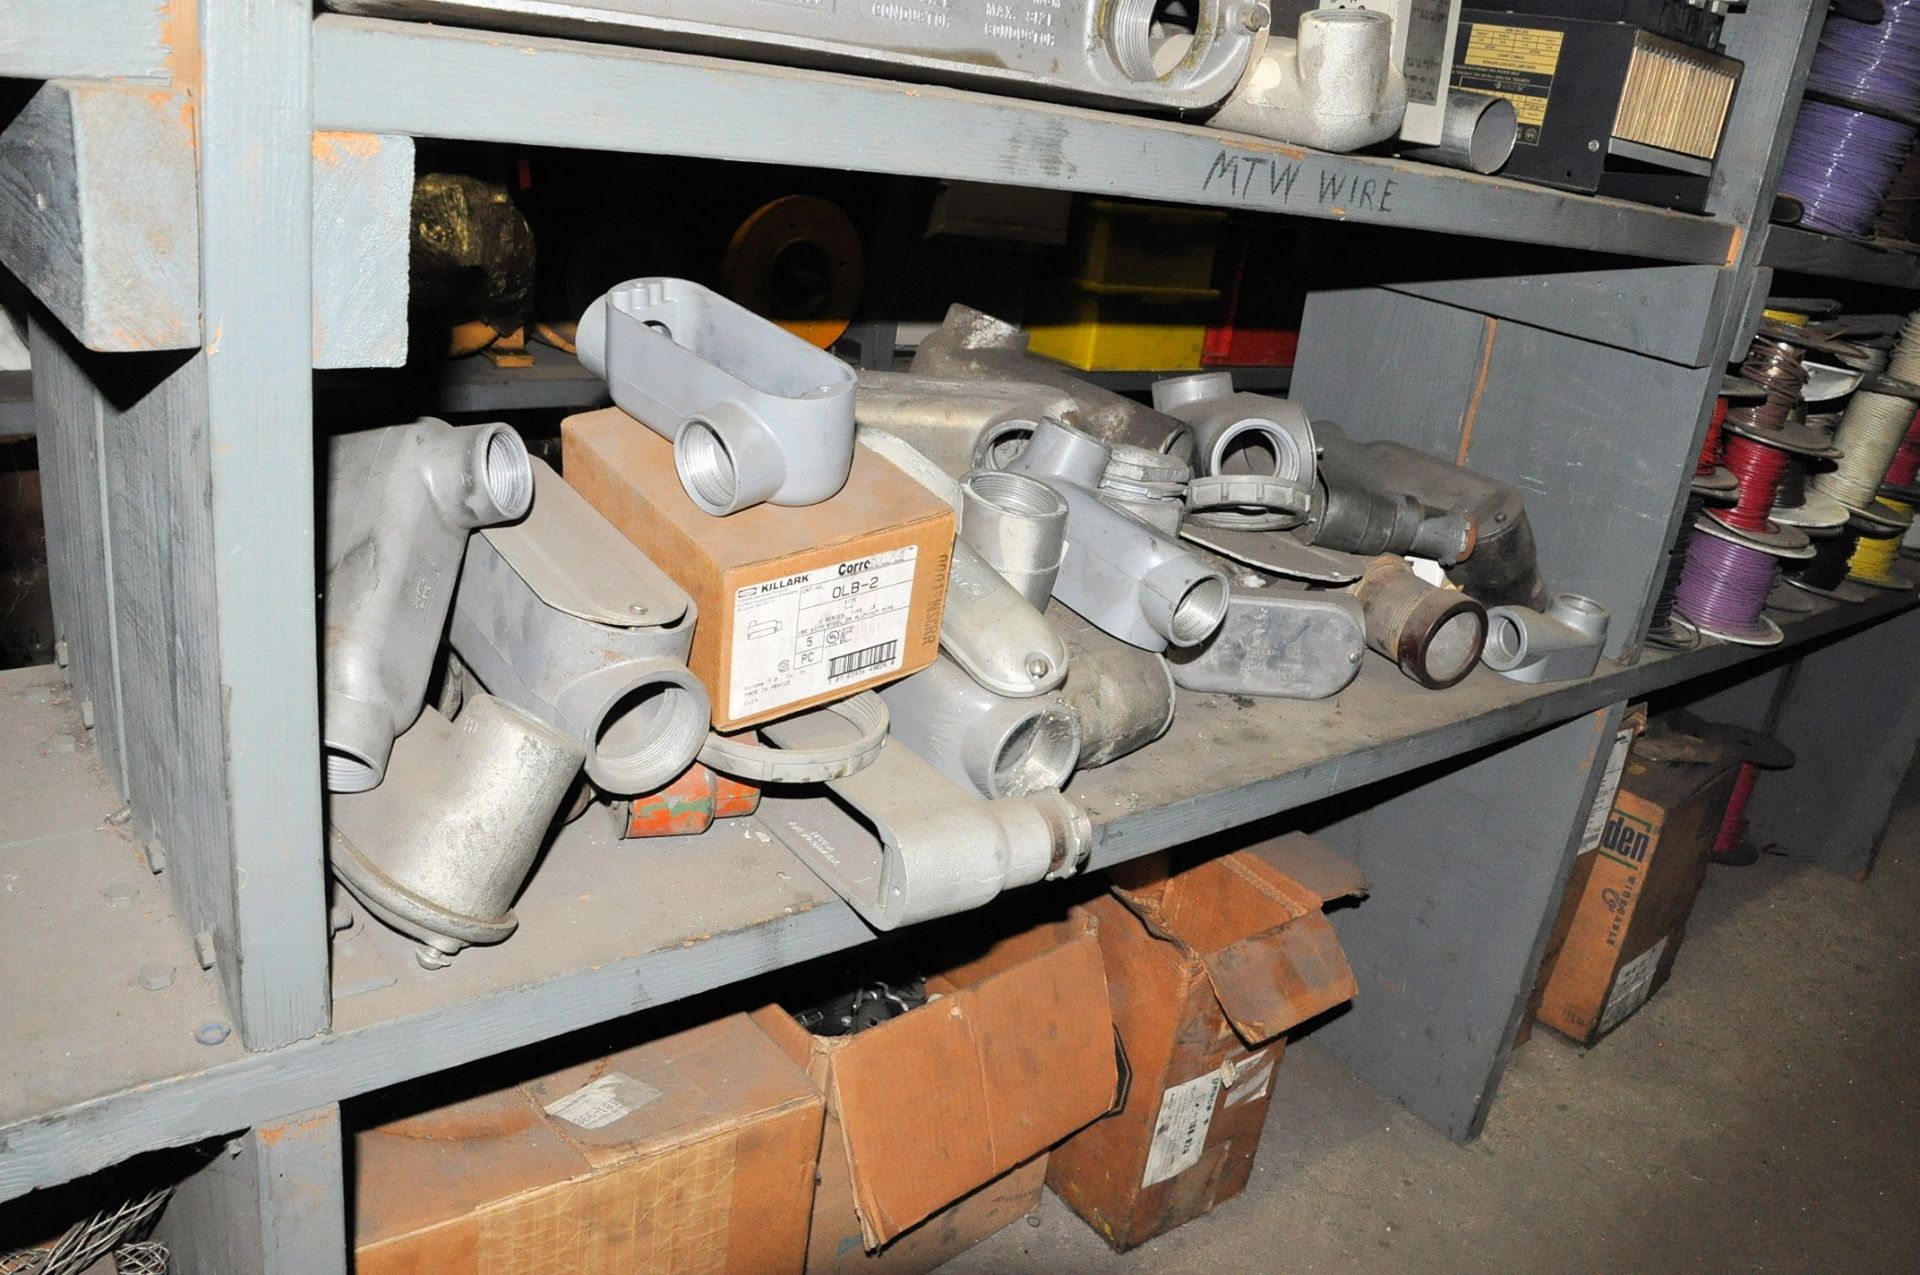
544,1072,663,1130
728,545,917,720
1141,1069,1224,1188
1457,24,1564,145
1579,726,1638,855
1599,935,1668,1035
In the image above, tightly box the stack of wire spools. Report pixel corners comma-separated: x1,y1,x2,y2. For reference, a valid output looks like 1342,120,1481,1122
1780,0,1920,239
1814,312,1920,587
1669,329,1827,646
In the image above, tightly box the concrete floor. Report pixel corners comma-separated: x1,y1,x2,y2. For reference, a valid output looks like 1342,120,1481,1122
950,791,1920,1274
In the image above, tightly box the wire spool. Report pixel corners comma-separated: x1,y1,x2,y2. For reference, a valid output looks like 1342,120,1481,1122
720,195,865,349
1674,519,1810,647
1812,387,1920,509
1728,337,1836,455
1783,520,1868,599
1778,101,1919,238
1707,726,1795,867
1883,402,1920,495
1879,144,1920,241
1646,490,1708,650
1848,498,1915,586
1807,6,1920,121
1694,395,1739,496
1771,451,1852,528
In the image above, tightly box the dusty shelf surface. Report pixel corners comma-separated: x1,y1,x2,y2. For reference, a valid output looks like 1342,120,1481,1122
1,568,1912,1202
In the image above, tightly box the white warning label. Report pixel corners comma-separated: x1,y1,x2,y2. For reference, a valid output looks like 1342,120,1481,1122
729,546,917,720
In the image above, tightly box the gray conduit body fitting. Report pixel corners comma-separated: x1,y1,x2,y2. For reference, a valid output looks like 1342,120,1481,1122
322,417,534,793
1168,576,1366,699
879,654,1083,799
855,369,1081,478
1006,418,1230,652
1207,10,1407,152
759,710,1091,930
1481,594,1609,684
858,429,1069,697
911,305,1195,459
328,695,585,966
449,459,710,796
577,277,857,514
1050,602,1177,768
961,467,1071,611
1152,372,1318,528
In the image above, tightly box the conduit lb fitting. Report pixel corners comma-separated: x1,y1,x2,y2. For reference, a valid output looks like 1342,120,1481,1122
760,708,1092,930
328,695,585,968
879,655,1083,799
1207,9,1407,152
1006,418,1230,652
1152,372,1318,530
1480,594,1609,684
855,369,1082,477
449,459,710,795
1348,555,1488,689
1051,604,1177,767
577,277,857,514
1167,568,1367,700
322,417,533,793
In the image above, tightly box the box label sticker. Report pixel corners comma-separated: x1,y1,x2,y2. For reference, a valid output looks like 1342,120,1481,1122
543,1072,663,1131
1456,24,1565,145
1579,726,1638,855
1599,935,1669,1035
1221,1048,1275,1109
1141,1069,1223,1188
729,545,918,719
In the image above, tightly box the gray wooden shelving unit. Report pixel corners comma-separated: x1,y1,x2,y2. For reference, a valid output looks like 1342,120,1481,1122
3,1,1918,1267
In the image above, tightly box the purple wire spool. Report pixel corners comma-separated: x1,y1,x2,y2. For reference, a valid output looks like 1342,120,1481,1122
1673,529,1785,647
1808,7,1920,121
1778,100,1919,238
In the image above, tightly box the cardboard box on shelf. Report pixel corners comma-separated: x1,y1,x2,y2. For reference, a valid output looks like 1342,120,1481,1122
1532,720,1741,1047
563,408,954,730
1048,834,1366,1251
753,912,1119,1275
352,1013,824,1275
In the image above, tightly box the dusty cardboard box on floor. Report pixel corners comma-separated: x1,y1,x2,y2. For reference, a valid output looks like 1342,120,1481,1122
352,1013,823,1274
753,910,1119,1275
1047,833,1366,1251
563,408,953,730
1532,718,1741,1046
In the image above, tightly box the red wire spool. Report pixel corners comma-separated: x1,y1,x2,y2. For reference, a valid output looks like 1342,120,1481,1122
1697,397,1728,477
1715,434,1791,532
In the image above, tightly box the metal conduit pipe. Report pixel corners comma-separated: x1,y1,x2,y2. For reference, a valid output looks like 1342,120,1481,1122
1347,554,1488,689
322,417,533,793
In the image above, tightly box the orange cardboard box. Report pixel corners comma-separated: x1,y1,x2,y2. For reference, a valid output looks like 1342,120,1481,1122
753,912,1118,1273
352,1014,823,1275
1048,834,1365,1251
1533,723,1739,1046
563,408,953,730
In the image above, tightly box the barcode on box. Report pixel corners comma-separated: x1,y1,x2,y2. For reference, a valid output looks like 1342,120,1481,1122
830,640,898,680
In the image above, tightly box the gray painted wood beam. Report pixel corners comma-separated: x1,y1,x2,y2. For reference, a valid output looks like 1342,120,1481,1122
0,0,172,83
310,13,1736,266
156,1106,347,1275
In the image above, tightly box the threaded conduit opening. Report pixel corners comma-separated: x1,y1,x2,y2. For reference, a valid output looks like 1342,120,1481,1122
965,469,1067,518
992,710,1080,797
483,427,534,519
1170,576,1230,646
1424,609,1487,685
679,420,739,512
326,746,379,793
594,679,708,790
1215,423,1296,478
978,421,1037,470
1487,614,1525,665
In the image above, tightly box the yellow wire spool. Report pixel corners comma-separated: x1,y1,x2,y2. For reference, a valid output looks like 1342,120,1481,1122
1762,307,1811,326
721,195,864,349
1848,498,1912,585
